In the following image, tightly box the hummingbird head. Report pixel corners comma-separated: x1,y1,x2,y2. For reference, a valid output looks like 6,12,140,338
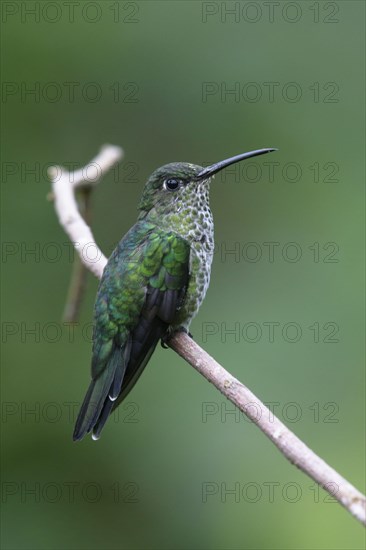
138,148,277,219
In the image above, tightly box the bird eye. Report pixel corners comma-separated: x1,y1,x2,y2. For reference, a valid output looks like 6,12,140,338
164,178,181,191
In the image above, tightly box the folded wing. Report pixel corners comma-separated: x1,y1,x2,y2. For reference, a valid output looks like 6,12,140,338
73,224,190,441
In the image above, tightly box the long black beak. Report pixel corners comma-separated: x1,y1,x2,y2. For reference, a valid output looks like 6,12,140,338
196,148,278,180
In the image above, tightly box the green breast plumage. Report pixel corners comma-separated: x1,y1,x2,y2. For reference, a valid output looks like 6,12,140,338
152,179,215,328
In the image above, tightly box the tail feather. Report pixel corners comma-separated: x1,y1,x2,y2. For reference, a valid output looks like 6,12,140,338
109,340,131,400
91,397,115,440
74,288,184,441
73,348,121,441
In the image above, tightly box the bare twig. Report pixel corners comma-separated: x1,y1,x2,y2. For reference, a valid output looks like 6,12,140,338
170,332,366,525
48,145,122,320
62,187,91,321
48,144,120,278
49,147,122,320
48,145,366,527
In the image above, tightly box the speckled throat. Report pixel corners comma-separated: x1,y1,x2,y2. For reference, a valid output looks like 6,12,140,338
143,178,215,329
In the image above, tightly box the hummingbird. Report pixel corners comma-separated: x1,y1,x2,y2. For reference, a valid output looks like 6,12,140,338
73,147,277,441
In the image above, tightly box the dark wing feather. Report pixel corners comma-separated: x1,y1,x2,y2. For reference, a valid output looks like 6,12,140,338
73,224,190,441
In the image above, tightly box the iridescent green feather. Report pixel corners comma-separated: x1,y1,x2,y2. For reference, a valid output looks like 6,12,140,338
73,221,190,441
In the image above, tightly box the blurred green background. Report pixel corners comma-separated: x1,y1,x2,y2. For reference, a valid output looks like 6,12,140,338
1,1,365,549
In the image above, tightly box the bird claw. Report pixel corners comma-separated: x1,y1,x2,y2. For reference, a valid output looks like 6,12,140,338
161,327,193,349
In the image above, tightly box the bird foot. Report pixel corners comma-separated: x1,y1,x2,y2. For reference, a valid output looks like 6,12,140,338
161,327,193,349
